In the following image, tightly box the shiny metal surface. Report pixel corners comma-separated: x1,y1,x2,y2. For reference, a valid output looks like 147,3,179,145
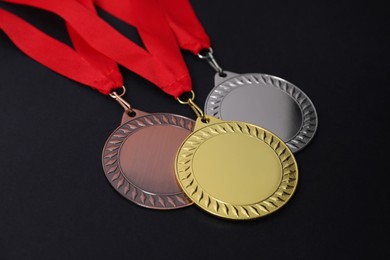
197,48,224,75
175,116,298,220
205,72,318,152
102,109,194,209
110,86,133,114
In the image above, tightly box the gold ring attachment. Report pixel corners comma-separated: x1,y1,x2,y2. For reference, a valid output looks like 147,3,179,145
177,91,208,122
176,90,195,104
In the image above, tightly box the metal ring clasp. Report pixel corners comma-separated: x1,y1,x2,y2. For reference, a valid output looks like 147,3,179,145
198,48,225,76
177,90,209,122
176,90,196,105
109,86,133,113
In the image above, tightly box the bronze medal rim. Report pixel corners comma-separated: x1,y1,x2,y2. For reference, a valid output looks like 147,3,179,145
175,119,298,220
102,113,194,210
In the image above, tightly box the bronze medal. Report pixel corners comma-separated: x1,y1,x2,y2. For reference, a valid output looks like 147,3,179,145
102,109,194,209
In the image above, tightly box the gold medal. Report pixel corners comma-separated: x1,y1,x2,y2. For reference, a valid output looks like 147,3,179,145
175,92,298,220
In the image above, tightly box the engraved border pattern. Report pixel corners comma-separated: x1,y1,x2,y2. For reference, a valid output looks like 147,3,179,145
102,114,194,210
175,121,298,220
205,73,318,152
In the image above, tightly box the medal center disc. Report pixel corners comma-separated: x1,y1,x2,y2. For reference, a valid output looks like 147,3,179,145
192,133,282,205
119,125,190,194
220,85,303,141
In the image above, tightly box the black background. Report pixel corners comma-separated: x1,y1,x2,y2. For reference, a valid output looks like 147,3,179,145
0,1,389,259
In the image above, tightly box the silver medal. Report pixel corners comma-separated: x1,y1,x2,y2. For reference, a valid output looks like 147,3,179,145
204,71,318,152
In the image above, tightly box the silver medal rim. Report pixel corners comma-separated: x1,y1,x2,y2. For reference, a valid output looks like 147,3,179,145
102,113,194,210
205,73,318,153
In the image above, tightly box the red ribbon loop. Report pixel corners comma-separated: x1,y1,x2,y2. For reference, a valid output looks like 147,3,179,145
0,7,121,94
158,0,211,54
1,0,192,98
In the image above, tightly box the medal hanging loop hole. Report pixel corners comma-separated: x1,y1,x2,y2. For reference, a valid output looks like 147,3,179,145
198,48,226,77
177,90,209,123
109,86,134,116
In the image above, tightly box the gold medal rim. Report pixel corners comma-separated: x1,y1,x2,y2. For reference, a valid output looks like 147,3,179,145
175,119,298,220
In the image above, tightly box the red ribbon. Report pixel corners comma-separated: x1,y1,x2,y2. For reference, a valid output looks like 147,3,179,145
91,0,210,54
1,0,191,98
0,7,121,95
157,0,211,54
93,0,211,54
66,0,123,91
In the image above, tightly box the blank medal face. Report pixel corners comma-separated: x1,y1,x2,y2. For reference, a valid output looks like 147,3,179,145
205,72,318,152
102,110,194,209
175,117,298,220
